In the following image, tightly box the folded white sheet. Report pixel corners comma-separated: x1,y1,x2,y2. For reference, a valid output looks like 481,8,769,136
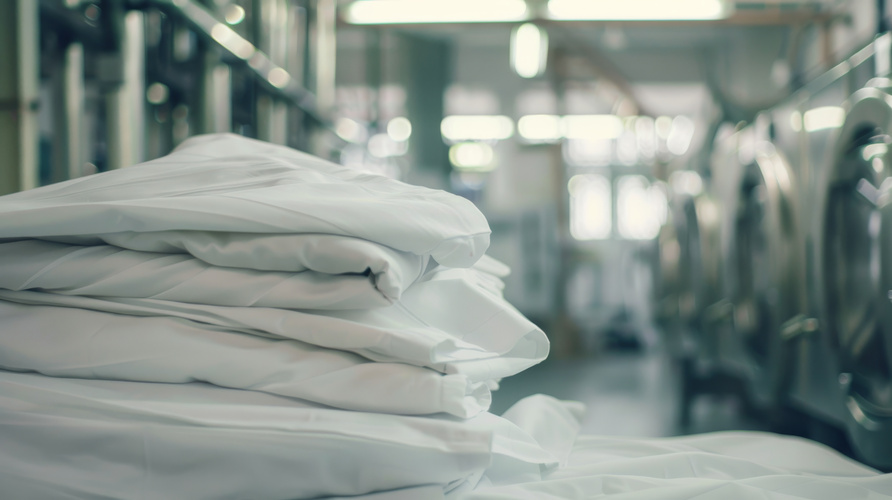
0,300,491,417
0,371,568,500
0,133,490,267
0,238,428,309
0,265,548,381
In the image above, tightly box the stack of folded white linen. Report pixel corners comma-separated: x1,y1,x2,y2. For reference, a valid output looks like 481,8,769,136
0,133,580,499
1,133,890,500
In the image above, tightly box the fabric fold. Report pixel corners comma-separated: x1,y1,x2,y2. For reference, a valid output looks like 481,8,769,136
0,134,491,268
0,238,427,310
0,300,491,417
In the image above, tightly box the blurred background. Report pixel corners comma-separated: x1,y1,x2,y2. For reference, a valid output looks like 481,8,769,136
3,0,892,471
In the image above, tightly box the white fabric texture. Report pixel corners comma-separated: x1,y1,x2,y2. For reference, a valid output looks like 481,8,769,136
454,432,892,499
0,237,428,309
0,133,889,500
0,264,547,382
0,133,490,267
0,300,490,417
0,371,566,500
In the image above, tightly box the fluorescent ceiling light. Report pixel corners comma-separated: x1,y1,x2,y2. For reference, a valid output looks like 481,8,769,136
562,115,624,140
518,114,562,142
343,0,529,24
511,23,548,78
547,0,732,21
441,115,514,142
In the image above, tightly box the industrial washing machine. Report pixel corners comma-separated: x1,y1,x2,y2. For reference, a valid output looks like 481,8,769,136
808,78,892,469
713,118,802,413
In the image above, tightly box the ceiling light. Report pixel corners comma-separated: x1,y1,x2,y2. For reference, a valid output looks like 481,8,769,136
441,115,514,142
518,114,562,142
562,115,624,140
343,0,529,24
547,0,732,21
511,23,548,78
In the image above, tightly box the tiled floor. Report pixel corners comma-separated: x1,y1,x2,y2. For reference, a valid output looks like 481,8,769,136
490,345,770,438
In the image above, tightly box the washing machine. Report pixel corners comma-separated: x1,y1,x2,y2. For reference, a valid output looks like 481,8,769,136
673,187,725,361
713,118,803,412
809,79,892,469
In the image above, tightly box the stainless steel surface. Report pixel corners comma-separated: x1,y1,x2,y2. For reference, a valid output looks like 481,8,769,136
105,10,146,169
817,84,892,467
256,0,290,145
725,142,801,406
0,0,40,194
675,192,724,359
50,42,85,182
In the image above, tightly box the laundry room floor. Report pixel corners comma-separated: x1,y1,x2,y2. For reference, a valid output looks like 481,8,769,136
489,342,771,438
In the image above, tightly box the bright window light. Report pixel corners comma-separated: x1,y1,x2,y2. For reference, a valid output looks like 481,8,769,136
666,115,695,155
511,23,548,78
386,117,412,142
669,170,703,196
449,142,496,170
441,115,514,142
569,174,612,240
562,115,624,140
655,115,673,140
547,0,731,20
343,0,529,24
518,114,562,142
635,116,656,159
617,175,664,240
803,106,845,132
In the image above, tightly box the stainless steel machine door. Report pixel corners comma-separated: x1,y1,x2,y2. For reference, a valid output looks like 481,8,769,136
730,144,800,407
821,84,892,468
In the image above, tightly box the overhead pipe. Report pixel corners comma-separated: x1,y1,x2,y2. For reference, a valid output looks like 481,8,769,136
148,0,332,127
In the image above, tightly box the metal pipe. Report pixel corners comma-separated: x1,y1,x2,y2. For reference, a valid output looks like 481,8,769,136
51,42,86,183
256,0,289,145
148,0,330,126
0,0,40,194
105,10,146,169
200,54,232,134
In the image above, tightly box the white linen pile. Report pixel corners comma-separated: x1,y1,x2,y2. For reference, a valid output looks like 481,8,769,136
0,133,890,500
0,133,566,498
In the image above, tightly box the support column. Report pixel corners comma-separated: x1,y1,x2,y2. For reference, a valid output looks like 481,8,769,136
0,0,39,194
105,11,146,169
51,42,86,183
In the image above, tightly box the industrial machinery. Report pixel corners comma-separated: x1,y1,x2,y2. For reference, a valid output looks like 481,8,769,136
2,0,338,196
670,33,892,469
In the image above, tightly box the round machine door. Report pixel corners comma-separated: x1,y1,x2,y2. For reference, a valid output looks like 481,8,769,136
821,85,892,468
730,144,800,407
676,191,723,358
655,212,681,321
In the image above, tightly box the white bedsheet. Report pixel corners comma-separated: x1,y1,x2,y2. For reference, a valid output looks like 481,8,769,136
0,134,490,267
0,372,573,500
0,262,547,382
0,237,428,309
